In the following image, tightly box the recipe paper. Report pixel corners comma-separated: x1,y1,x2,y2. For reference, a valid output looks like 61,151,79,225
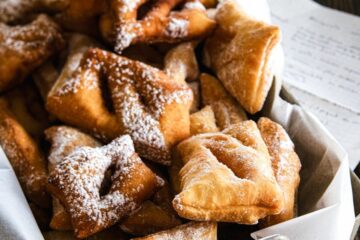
268,0,360,169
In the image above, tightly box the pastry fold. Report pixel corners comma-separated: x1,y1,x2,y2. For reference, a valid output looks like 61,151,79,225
45,126,101,230
47,135,163,238
173,120,283,224
201,73,247,129
258,117,301,226
204,1,281,114
0,15,64,92
47,48,193,165
190,105,219,135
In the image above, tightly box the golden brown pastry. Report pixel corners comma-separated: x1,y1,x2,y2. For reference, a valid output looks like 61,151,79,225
45,126,101,230
190,105,219,135
0,0,68,23
257,117,301,226
43,226,129,240
172,120,283,224
120,181,182,236
170,105,218,195
164,41,199,83
0,14,64,92
131,221,217,240
204,1,281,114
47,135,164,238
47,48,193,165
0,98,50,208
100,0,215,52
200,73,247,129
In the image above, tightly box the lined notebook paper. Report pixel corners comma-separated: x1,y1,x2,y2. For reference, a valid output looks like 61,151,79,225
269,0,360,169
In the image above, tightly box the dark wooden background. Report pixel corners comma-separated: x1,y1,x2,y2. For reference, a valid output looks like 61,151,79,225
315,0,360,15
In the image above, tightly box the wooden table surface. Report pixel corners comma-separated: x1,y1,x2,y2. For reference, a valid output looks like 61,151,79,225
315,0,360,15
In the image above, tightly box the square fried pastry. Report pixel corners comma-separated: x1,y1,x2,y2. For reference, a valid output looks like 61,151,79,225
0,14,64,92
47,48,193,165
204,1,281,114
99,0,215,53
131,221,217,240
172,120,284,224
45,126,101,230
47,135,164,238
0,98,50,209
258,117,301,227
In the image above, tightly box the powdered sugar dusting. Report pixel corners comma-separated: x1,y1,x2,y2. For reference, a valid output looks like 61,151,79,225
166,17,189,38
115,23,142,53
258,118,301,183
55,56,101,95
101,50,192,164
141,221,216,239
0,0,35,23
50,48,192,164
48,136,142,235
46,126,101,171
0,14,63,57
114,0,143,52
184,1,206,11
0,123,47,205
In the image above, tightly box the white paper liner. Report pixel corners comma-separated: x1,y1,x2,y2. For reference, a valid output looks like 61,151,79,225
252,88,355,239
0,148,43,240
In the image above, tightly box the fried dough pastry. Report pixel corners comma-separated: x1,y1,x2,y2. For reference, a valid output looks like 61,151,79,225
45,126,101,230
132,221,217,240
204,1,281,114
200,73,247,130
47,48,193,165
172,120,283,224
190,105,219,135
120,181,182,236
171,105,218,193
43,227,129,240
47,135,164,238
100,0,215,53
0,0,68,23
258,117,301,226
164,42,199,83
0,98,50,208
0,14,64,92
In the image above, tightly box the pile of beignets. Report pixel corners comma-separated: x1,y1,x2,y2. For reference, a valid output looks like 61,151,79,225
0,0,301,239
